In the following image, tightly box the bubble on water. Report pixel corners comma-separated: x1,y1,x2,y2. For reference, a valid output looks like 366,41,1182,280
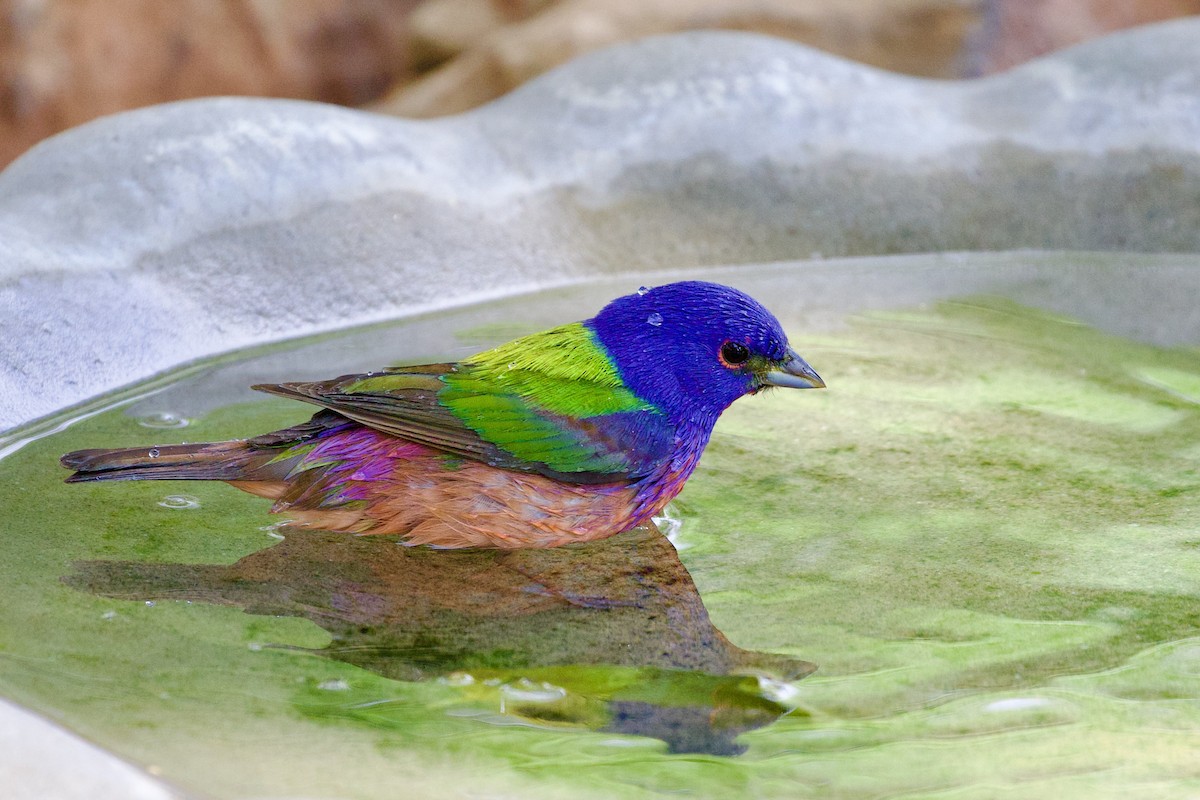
757,677,801,706
983,697,1054,713
438,672,476,687
637,286,649,295
318,679,350,692
248,642,264,652
147,448,161,458
101,610,118,620
646,312,663,327
498,679,566,715
158,494,200,510
500,679,566,704
137,412,190,429
144,601,156,608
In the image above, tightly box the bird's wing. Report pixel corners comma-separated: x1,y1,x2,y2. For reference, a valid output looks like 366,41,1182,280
252,332,677,484
254,364,510,465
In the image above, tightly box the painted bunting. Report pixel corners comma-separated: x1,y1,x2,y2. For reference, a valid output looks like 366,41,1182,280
62,281,824,548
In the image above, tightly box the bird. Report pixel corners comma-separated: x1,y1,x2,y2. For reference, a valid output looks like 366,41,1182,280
61,281,824,549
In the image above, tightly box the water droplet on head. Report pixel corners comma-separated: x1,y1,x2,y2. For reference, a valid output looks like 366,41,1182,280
157,494,200,510
637,286,649,296
147,448,161,458
646,312,663,327
137,412,190,429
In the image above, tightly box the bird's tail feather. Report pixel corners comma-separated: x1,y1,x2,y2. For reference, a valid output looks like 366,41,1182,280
61,440,268,483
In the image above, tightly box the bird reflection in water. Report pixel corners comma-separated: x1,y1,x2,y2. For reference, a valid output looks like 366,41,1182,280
66,525,815,755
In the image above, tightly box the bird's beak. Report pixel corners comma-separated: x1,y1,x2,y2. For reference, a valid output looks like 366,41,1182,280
763,347,825,389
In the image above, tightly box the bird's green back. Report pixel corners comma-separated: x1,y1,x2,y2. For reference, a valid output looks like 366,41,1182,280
450,322,650,416
437,322,657,474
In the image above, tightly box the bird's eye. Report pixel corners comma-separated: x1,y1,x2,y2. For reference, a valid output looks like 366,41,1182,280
719,341,751,367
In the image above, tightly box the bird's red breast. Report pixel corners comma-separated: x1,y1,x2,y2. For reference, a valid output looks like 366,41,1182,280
234,424,694,548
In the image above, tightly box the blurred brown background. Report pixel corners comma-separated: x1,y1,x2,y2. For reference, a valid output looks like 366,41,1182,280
2,0,1198,169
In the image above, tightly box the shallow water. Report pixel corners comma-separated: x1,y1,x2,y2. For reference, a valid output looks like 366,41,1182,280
2,254,1200,798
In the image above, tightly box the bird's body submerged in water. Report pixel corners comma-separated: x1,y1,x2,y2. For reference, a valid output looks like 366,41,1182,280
62,281,824,548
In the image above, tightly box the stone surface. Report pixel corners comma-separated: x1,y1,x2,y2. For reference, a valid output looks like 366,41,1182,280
0,699,177,800
7,0,1200,170
3,21,1200,431
0,0,421,169
380,0,984,116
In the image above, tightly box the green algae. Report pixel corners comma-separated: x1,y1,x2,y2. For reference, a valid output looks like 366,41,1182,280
1,289,1199,798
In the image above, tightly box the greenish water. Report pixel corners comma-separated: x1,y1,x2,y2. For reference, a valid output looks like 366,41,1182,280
2,273,1200,798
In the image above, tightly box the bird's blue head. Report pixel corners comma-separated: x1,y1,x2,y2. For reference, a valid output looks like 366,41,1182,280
588,281,824,425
